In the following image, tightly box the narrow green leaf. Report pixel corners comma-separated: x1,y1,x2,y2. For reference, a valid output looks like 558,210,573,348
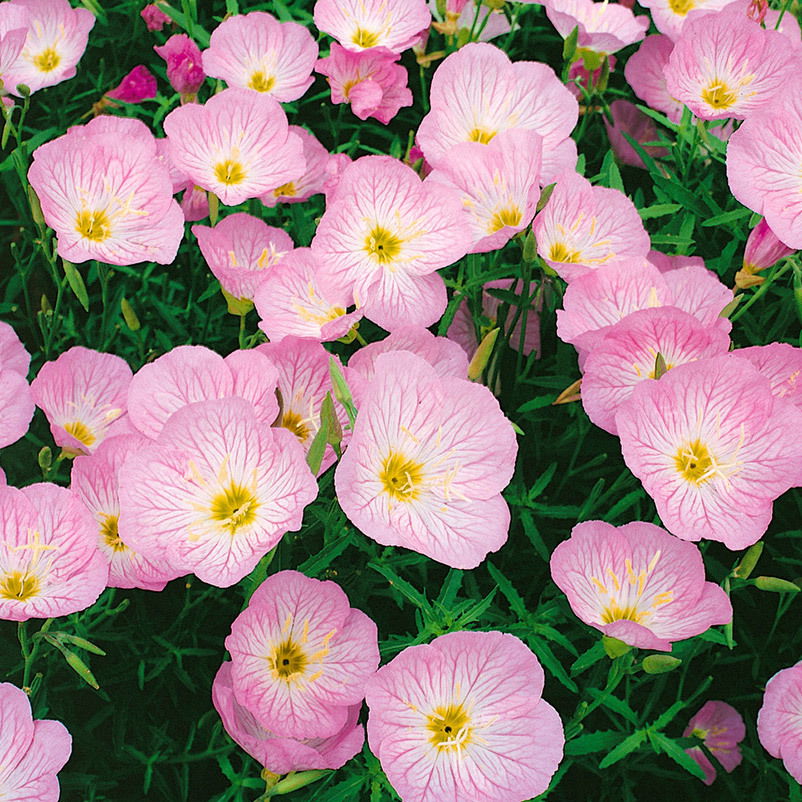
598,730,647,769
369,562,431,610
648,731,706,780
305,414,329,475
565,730,624,756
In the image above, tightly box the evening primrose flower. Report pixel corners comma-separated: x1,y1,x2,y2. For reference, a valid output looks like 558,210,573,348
736,343,802,408
550,520,732,650
544,0,649,55
0,320,33,449
365,631,564,802
758,662,802,783
684,701,745,785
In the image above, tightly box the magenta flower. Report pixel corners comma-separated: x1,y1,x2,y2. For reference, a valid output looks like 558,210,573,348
141,3,171,31
3,0,94,95
118,398,317,587
71,434,177,591
417,44,578,181
28,118,184,266
581,306,731,435
126,345,280,439
154,33,205,97
202,11,317,102
736,343,802,408
260,127,330,207
253,248,361,344
212,662,364,774
366,630,564,802
105,64,157,104
665,5,795,121
533,171,650,281
544,0,649,54
684,701,745,785
180,183,208,222
30,346,132,455
624,34,684,124
617,355,802,549
315,44,412,125
193,213,293,302
226,570,379,738
311,155,470,330
604,99,668,169
314,0,430,53
335,351,517,568
0,682,72,798
758,663,802,783
550,520,732,650
426,130,543,254
163,88,305,207
0,483,108,621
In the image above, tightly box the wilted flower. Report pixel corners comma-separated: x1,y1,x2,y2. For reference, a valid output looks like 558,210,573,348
141,3,171,31
684,701,745,785
154,33,205,97
742,219,795,277
104,64,157,104
604,99,668,168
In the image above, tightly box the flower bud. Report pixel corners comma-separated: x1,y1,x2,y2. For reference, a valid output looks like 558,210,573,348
154,34,205,98
743,219,794,275
105,65,158,105
141,3,171,31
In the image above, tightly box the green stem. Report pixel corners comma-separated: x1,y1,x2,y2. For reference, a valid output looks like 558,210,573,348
19,618,54,692
730,260,792,323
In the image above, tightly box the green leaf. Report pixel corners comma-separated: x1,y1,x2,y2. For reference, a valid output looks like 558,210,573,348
701,208,752,227
648,731,707,780
588,687,639,724
44,634,100,689
562,26,579,62
598,730,647,768
486,562,527,618
526,637,578,692
571,640,607,675
305,413,329,475
369,562,431,611
638,203,682,220
565,730,624,756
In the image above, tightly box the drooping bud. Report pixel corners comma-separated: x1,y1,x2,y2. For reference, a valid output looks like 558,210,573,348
746,0,768,23
743,219,794,275
154,34,205,100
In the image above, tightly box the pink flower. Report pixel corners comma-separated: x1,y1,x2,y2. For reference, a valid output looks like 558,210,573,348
0,682,72,798
3,0,94,95
311,155,470,330
0,3,30,96
163,87,305,207
126,345,280,439
118,399,317,587
253,248,361,344
604,99,668,168
550,520,732,650
533,170,651,281
314,0,431,53
30,346,132,454
105,64,157,103
0,483,108,621
664,5,796,121
544,0,649,54
212,662,365,774
0,319,29,376
637,0,734,40
743,219,795,273
255,338,350,474
141,3,171,31
180,183,208,222
260,127,330,207
0,320,33,449
684,701,745,785
225,570,379,738
417,43,578,182
365,630,564,802
758,662,802,783
193,213,293,302
346,326,469,406
581,306,731,435
617,355,802,549
736,343,802,408
154,33,205,96
335,351,517,568
315,43,412,125
202,11,317,102
426,130,543,254
624,34,684,123
27,118,184,266
71,433,177,591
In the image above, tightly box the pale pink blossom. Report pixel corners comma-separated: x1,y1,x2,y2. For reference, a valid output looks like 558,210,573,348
105,64,157,104
0,320,33,449
758,662,802,783
163,87,305,207
366,630,564,802
429,0,512,41
550,520,732,650
203,11,317,102
544,0,649,54
226,570,379,738
684,701,745,785
335,351,517,568
180,183,208,222
624,35,683,123
0,682,72,798
604,99,668,168
260,127,330,207
736,343,802,408
0,3,30,95
193,213,293,302
154,33,205,96
0,320,29,376
314,0,430,53
0,483,108,621
213,662,364,774
617,355,802,549
636,0,734,41
30,346,132,454
315,44,412,125
118,399,317,587
311,155,470,330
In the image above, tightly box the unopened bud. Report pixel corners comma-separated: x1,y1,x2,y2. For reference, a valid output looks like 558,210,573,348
221,288,253,317
754,576,800,593
602,635,632,659
121,297,141,331
746,0,768,23
468,327,499,381
642,655,681,674
743,219,794,274
38,446,52,471
734,542,763,579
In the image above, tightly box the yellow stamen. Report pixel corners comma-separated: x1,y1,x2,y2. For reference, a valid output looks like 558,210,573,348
281,410,311,443
548,241,582,263
210,483,259,534
0,571,41,601
364,225,402,264
701,80,738,111
100,514,127,552
352,28,379,47
380,452,424,501
33,47,60,73
75,210,112,243
674,439,714,485
64,420,96,447
426,703,473,751
268,638,307,680
488,206,522,232
248,71,275,93
214,159,247,186
468,128,496,144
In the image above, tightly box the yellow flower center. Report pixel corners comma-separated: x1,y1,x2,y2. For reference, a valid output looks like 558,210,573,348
33,47,60,73
365,225,402,264
75,210,112,243
248,71,275,93
273,181,297,198
426,703,473,751
668,0,695,14
380,452,424,501
100,514,127,552
674,439,714,485
268,638,307,680
701,80,738,111
210,483,259,534
600,599,646,624
0,571,41,601
214,159,247,186
489,205,523,232
468,128,496,144
352,27,379,47
549,242,582,263
64,420,96,447
281,409,311,443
